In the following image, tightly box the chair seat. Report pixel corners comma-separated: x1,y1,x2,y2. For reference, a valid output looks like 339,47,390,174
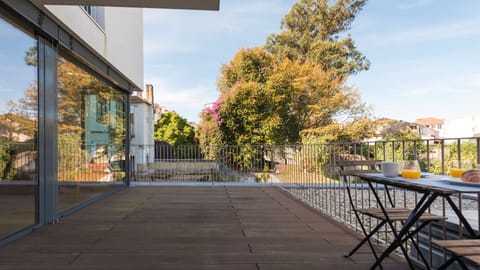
433,240,480,265
356,207,446,222
465,255,480,265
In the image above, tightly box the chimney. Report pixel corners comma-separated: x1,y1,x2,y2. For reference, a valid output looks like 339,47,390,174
146,84,154,105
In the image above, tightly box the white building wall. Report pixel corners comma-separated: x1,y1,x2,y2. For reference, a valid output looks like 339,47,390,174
104,7,144,89
131,102,154,171
45,6,106,54
444,115,480,138
45,5,144,89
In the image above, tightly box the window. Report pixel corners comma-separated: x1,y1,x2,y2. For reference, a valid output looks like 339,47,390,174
57,56,127,212
0,15,38,239
96,99,108,123
81,5,105,30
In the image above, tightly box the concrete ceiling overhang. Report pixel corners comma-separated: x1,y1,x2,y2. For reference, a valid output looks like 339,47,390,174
31,0,220,10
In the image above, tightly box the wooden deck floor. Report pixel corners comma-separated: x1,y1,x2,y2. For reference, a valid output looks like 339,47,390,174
0,186,408,269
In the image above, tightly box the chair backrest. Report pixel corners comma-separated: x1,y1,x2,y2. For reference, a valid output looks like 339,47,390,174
337,160,382,180
337,159,382,211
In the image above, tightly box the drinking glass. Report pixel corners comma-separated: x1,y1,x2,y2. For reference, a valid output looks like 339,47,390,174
450,160,473,178
401,160,421,179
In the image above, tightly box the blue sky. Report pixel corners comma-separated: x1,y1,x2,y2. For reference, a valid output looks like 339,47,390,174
0,18,36,113
144,0,480,123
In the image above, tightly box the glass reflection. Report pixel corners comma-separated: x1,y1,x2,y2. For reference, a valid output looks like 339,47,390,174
0,17,38,238
57,56,126,212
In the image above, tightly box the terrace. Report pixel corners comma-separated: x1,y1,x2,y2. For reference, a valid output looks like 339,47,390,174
2,137,480,269
0,186,408,269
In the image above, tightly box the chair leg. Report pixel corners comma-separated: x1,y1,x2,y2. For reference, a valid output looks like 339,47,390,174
405,233,430,270
457,257,470,270
402,221,433,270
345,221,386,257
346,211,384,270
369,221,417,270
437,256,458,270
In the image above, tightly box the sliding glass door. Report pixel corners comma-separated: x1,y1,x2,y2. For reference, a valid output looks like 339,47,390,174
57,56,127,212
0,16,38,239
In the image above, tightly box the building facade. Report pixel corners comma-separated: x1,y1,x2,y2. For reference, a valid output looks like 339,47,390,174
130,85,155,174
0,0,219,245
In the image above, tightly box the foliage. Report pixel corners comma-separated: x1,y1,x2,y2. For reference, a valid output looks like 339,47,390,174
200,47,371,147
373,132,428,169
265,0,370,78
217,48,275,92
198,0,371,170
221,81,282,145
0,140,16,180
0,145,8,179
429,141,477,175
197,108,225,159
154,111,196,146
198,0,371,149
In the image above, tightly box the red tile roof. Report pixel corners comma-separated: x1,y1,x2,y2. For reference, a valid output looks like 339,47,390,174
415,117,444,125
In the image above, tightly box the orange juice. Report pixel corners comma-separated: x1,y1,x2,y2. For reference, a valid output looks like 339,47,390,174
401,170,421,179
450,168,466,178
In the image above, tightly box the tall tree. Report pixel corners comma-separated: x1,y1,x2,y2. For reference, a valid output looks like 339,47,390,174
199,0,372,147
199,47,371,146
154,111,196,145
265,0,369,78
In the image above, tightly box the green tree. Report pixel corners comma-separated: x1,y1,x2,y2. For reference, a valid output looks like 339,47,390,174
220,81,282,145
265,0,369,78
0,139,14,180
429,141,477,175
202,47,371,146
154,111,196,146
269,58,372,142
199,0,372,152
217,47,275,93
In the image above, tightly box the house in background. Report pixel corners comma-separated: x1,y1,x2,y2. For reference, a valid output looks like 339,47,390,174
414,117,444,139
366,118,414,141
130,84,155,174
0,0,219,246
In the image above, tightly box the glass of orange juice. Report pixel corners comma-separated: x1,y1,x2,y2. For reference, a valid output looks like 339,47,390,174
450,160,473,178
401,160,421,179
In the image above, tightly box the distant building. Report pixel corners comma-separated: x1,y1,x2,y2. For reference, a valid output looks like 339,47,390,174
366,117,444,141
443,115,480,138
365,118,414,141
415,117,444,139
130,84,155,173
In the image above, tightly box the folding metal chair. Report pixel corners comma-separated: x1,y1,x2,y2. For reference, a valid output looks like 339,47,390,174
338,160,446,269
433,239,480,269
